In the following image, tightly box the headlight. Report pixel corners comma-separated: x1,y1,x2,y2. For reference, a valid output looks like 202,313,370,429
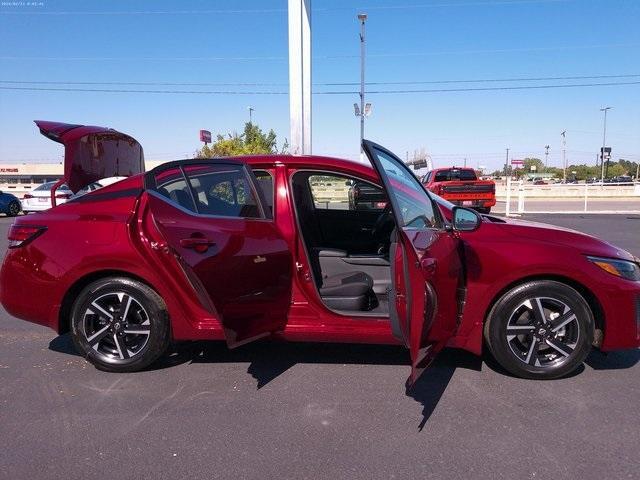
587,256,640,281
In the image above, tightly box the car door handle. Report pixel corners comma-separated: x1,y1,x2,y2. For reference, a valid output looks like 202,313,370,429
420,258,437,277
180,237,216,251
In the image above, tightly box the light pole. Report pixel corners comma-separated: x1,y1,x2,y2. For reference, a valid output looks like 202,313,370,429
561,131,567,182
544,145,549,172
358,13,367,161
248,106,254,124
600,107,611,183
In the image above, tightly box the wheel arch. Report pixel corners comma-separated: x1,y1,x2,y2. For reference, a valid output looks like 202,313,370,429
483,273,605,346
58,269,165,335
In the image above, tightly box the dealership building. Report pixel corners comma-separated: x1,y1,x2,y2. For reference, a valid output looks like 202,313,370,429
0,160,167,197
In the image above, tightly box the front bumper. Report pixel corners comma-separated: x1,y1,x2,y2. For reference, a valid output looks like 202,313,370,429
598,279,640,351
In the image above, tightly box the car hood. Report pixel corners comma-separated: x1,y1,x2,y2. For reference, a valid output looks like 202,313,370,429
484,215,636,262
35,120,144,193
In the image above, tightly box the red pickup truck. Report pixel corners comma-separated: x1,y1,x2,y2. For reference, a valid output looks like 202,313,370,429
422,167,496,213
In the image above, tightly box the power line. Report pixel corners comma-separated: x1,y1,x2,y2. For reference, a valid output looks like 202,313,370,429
0,1,572,15
1,43,637,63
1,80,638,95
2,73,638,88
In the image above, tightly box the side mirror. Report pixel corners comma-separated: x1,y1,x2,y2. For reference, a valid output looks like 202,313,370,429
452,206,481,232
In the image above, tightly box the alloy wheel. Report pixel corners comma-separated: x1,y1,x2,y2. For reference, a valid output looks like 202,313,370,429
505,296,580,368
82,292,151,361
9,202,19,216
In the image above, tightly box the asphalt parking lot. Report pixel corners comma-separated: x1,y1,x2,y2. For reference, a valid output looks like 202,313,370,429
1,214,638,480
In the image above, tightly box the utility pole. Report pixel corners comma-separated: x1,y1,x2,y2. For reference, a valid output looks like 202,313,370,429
464,157,467,168
561,131,567,182
248,106,254,124
504,148,510,178
288,0,312,155
544,145,550,171
358,13,367,161
600,107,611,183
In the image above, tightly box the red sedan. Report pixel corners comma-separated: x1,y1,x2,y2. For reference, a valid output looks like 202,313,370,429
1,121,639,386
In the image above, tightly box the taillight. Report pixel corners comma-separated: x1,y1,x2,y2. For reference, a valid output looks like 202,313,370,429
55,193,71,199
7,224,46,248
23,194,33,199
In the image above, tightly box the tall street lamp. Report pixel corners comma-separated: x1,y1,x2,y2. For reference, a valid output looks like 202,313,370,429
358,13,367,161
600,107,612,183
544,145,550,171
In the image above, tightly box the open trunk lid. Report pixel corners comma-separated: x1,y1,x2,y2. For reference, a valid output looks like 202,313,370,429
34,120,145,193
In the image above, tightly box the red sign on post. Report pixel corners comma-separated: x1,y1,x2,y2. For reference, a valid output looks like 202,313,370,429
511,159,524,169
199,130,212,144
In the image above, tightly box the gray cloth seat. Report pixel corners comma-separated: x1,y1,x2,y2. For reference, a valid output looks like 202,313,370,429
319,271,374,311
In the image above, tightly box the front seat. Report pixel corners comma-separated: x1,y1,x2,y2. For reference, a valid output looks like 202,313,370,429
318,271,375,311
308,247,375,311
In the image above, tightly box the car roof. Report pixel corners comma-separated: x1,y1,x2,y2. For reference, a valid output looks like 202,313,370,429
158,155,381,184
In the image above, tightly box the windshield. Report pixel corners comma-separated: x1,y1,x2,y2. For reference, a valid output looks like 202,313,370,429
34,182,70,192
434,169,477,181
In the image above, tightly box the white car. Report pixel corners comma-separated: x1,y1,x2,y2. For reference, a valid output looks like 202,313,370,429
21,181,102,213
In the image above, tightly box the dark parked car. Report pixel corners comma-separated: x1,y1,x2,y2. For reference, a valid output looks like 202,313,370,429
0,191,22,217
1,121,639,388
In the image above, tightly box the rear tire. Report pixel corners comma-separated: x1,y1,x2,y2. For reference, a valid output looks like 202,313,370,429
7,200,21,217
70,277,170,372
484,280,593,380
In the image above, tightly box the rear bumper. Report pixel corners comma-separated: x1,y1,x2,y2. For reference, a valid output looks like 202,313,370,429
0,248,61,331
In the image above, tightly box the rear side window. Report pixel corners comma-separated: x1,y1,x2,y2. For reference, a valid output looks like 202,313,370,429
155,167,196,212
253,170,274,217
183,164,262,218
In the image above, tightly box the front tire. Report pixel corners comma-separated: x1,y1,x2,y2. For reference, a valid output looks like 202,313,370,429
484,280,594,379
70,277,170,372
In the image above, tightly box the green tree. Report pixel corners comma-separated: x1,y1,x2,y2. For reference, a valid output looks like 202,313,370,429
523,157,545,175
196,122,287,158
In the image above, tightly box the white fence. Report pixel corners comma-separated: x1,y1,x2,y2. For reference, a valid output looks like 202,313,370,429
501,179,640,215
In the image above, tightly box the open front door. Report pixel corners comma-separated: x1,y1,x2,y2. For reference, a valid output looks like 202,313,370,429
144,160,292,348
363,141,463,387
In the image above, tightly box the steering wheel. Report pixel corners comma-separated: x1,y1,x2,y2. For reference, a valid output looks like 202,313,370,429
371,204,395,252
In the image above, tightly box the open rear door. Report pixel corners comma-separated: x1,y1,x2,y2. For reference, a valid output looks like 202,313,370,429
143,160,293,348
35,120,144,193
363,141,462,387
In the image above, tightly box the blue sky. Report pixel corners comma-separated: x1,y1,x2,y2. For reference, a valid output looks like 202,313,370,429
0,0,638,171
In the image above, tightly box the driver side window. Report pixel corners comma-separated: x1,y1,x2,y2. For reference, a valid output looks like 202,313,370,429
370,148,438,229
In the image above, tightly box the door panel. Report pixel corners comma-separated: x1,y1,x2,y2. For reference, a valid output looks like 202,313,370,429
363,141,463,387
145,162,292,348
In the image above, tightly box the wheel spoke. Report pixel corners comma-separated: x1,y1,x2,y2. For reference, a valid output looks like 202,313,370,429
530,298,547,324
86,325,110,345
90,301,113,320
113,334,129,360
123,326,150,335
524,337,540,365
549,311,576,332
506,324,536,334
545,338,574,357
119,294,133,321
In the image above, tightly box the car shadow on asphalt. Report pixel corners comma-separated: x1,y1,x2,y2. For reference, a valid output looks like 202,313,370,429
47,334,640,430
